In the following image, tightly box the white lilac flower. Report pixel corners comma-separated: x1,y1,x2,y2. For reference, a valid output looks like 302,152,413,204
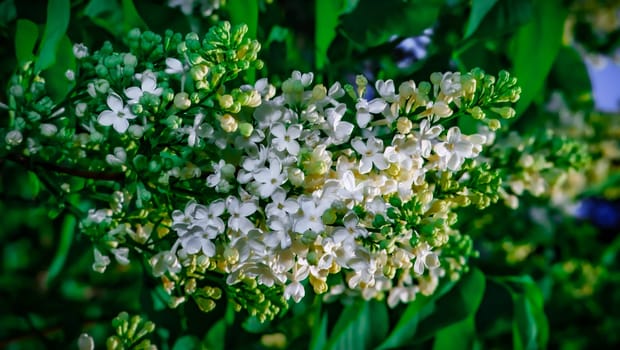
150,250,182,277
253,158,286,198
333,212,368,243
413,242,440,275
164,57,188,75
355,98,387,128
284,264,309,302
192,199,226,235
271,123,302,155
375,79,397,103
265,189,299,218
294,197,327,234
92,248,110,273
265,216,294,249
97,93,137,133
324,103,354,145
226,196,257,233
414,119,443,157
433,126,474,171
125,70,163,104
110,247,130,265
351,136,389,174
73,43,89,59
105,147,127,167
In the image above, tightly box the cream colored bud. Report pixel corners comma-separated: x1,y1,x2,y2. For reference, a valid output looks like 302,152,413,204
288,167,305,187
245,90,262,107
174,92,191,109
218,94,234,109
40,123,58,137
488,119,501,130
312,84,327,100
78,334,94,350
219,113,238,133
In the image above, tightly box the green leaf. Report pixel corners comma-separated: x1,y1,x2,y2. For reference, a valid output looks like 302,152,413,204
549,46,594,110
464,0,498,38
0,0,16,28
172,335,201,350
465,0,533,39
15,19,39,64
433,316,476,350
315,0,344,70
340,0,443,48
378,269,485,349
121,0,147,32
40,34,76,101
510,0,567,116
413,268,486,342
45,213,76,287
325,299,389,350
493,276,548,350
309,298,328,350
203,319,226,350
35,0,70,71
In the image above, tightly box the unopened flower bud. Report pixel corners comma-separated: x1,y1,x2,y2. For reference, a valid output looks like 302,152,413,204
73,43,89,59
218,94,234,109
174,92,191,109
5,130,23,146
219,113,238,132
491,106,516,119
40,123,58,136
65,69,75,81
288,167,305,187
396,117,413,134
77,333,94,350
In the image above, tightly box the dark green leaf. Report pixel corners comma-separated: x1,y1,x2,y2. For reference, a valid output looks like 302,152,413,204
340,0,443,48
309,298,328,350
0,0,16,27
413,268,486,342
35,0,70,71
510,0,567,116
121,0,147,32
464,0,498,38
172,335,201,350
40,34,76,101
204,319,226,350
315,0,344,70
325,299,389,350
466,0,533,39
45,213,76,287
15,19,39,64
549,46,594,110
493,276,548,350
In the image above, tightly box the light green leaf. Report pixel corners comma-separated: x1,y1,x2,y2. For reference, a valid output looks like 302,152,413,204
315,0,344,70
35,0,70,71
15,19,39,64
510,0,567,116
464,0,498,38
340,0,443,48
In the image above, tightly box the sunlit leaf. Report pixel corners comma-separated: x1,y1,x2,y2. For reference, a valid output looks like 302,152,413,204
315,0,344,70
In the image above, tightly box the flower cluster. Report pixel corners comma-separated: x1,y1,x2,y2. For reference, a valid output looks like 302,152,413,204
0,21,549,321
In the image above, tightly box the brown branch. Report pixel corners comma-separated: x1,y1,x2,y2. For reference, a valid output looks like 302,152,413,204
6,154,125,181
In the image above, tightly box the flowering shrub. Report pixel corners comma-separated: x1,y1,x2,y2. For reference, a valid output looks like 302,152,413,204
1,0,618,349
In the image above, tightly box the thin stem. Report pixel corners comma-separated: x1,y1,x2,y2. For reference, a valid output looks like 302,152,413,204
7,154,125,181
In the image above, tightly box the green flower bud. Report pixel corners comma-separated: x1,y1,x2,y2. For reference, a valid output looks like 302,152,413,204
238,122,253,137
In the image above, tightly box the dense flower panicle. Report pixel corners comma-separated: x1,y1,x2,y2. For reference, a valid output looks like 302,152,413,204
2,21,540,320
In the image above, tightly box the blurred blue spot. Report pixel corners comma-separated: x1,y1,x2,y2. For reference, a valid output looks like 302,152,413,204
575,197,620,229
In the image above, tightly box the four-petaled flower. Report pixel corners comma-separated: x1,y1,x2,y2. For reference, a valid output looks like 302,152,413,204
97,93,137,133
